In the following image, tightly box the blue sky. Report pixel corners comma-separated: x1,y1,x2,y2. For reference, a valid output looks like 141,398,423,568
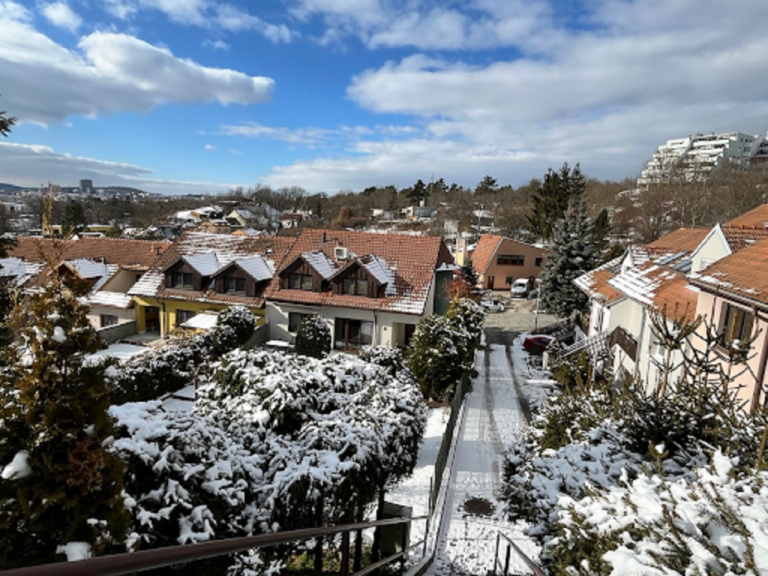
1,0,768,194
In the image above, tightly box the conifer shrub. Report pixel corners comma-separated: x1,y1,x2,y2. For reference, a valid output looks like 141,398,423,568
0,256,129,568
294,315,331,359
359,345,407,375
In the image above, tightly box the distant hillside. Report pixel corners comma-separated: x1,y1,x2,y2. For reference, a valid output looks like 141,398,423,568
0,183,26,192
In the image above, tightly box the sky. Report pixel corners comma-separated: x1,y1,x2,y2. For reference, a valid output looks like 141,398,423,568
1,0,767,195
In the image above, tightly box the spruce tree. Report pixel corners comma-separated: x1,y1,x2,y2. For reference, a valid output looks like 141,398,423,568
527,162,586,241
0,239,129,568
539,199,597,318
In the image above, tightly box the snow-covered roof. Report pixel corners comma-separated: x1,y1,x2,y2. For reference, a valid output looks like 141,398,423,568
181,312,218,330
88,291,134,309
183,253,221,276
232,209,255,220
302,250,337,279
361,255,397,296
66,258,110,279
0,257,45,287
234,256,274,282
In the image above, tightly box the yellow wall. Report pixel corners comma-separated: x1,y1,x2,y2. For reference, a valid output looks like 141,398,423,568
133,296,265,336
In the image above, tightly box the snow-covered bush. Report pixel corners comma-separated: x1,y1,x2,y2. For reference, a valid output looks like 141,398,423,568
359,345,407,375
109,335,209,405
294,315,331,359
213,306,256,352
110,402,273,573
406,299,485,399
110,307,258,405
195,349,427,532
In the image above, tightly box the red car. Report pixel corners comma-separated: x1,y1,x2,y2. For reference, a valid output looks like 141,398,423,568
523,335,554,355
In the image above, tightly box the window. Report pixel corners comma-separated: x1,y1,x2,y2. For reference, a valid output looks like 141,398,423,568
289,273,313,291
289,312,307,333
334,318,373,350
505,277,513,285
176,309,196,326
225,276,246,293
342,278,369,296
535,257,544,267
172,271,193,288
720,304,754,347
497,254,525,266
100,314,118,327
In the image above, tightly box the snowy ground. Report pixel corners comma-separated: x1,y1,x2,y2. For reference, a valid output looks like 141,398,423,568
85,342,151,365
388,407,449,549
509,334,559,412
425,343,541,576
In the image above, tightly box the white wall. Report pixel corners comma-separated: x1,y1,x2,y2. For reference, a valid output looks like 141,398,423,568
87,305,135,330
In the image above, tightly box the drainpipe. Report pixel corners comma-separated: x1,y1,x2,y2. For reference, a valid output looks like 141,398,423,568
373,311,378,346
161,302,166,338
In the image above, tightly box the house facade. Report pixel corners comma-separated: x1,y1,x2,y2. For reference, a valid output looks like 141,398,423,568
575,209,768,412
265,229,455,350
128,232,294,336
458,235,547,291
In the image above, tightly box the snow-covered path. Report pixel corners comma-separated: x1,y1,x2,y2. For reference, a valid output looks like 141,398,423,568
426,343,540,575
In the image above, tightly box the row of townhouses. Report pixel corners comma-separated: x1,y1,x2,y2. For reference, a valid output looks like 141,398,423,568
0,229,456,351
575,203,768,414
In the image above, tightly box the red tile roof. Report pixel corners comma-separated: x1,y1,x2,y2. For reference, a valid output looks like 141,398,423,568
690,237,768,306
130,231,295,308
720,226,768,252
648,228,709,252
469,234,502,275
265,229,454,315
8,236,169,267
726,204,768,228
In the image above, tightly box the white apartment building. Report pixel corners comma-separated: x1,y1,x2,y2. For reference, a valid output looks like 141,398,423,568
638,131,763,186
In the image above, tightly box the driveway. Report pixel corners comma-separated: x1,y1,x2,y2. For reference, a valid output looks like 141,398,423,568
483,296,557,346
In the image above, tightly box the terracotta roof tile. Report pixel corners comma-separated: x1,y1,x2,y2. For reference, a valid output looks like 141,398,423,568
130,231,295,308
469,234,502,275
726,204,768,228
265,229,453,315
690,237,768,305
647,228,709,252
720,226,768,252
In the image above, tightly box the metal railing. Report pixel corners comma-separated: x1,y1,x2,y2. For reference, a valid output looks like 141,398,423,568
492,532,546,576
429,371,472,513
0,515,428,576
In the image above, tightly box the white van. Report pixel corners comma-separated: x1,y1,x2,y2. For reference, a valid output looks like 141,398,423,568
510,278,529,298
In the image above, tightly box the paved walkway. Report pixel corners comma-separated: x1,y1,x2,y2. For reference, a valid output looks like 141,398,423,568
426,342,540,575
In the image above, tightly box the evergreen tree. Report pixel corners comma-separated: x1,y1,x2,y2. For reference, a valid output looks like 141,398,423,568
407,179,428,205
539,199,597,318
427,177,448,200
0,108,16,138
0,239,129,568
476,175,498,195
527,163,586,241
295,315,331,358
62,200,88,235
592,208,611,259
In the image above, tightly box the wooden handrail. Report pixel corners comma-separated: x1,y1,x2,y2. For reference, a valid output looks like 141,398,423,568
1,515,428,576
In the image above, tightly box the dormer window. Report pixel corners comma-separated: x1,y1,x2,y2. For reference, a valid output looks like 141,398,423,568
225,276,246,293
289,272,313,290
342,278,368,296
173,272,193,288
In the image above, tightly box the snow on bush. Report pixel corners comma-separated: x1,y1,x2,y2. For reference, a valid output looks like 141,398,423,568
108,306,258,404
110,402,269,545
294,314,331,359
195,349,427,530
406,298,485,400
359,345,407,376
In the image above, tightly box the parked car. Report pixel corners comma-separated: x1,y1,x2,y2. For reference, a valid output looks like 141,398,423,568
510,278,530,298
523,334,554,355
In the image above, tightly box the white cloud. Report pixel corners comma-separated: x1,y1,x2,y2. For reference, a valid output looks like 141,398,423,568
229,148,241,155
100,0,296,43
290,0,554,50
0,0,31,21
213,4,295,43
0,19,274,125
41,1,83,32
262,0,768,191
0,141,240,195
204,144,216,150
203,38,230,51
